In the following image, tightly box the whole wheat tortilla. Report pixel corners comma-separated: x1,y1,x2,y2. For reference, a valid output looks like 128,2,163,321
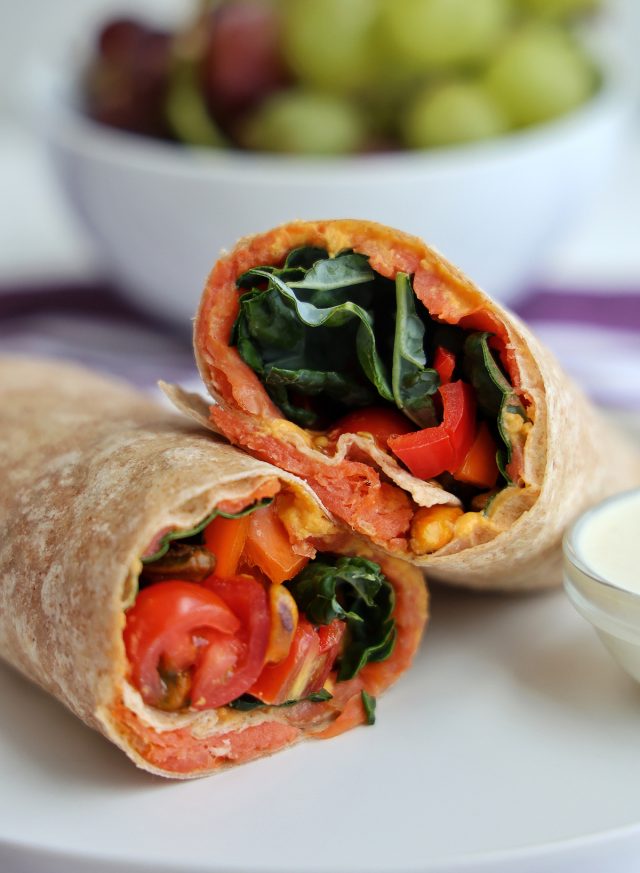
192,218,640,591
0,357,427,778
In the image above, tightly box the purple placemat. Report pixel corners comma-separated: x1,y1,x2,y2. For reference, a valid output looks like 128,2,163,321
1,281,639,408
516,288,640,331
0,282,199,395
514,287,640,410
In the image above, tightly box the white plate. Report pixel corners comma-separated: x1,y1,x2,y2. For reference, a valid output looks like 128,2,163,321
2,581,640,873
3,414,640,873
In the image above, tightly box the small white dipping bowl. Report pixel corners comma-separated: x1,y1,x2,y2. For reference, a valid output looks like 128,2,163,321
564,488,640,683
32,63,630,324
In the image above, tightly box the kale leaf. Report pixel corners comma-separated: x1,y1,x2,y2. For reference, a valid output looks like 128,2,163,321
264,367,376,428
237,246,329,288
253,267,393,401
392,272,440,427
227,688,333,712
286,556,396,682
233,249,395,426
361,690,377,725
233,248,455,434
463,332,528,483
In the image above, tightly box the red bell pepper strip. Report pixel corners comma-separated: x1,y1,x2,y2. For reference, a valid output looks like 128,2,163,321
433,346,456,385
453,420,499,489
442,382,477,468
387,381,476,480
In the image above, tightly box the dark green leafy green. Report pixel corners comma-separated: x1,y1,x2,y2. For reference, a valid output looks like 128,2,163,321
288,252,375,291
361,690,377,725
237,246,329,288
234,248,521,473
285,246,331,271
234,249,397,425
463,332,528,483
233,306,268,374
141,497,273,564
463,332,510,417
496,400,529,484
287,556,396,682
264,367,375,428
227,688,333,712
392,273,440,427
256,268,393,400
234,285,305,361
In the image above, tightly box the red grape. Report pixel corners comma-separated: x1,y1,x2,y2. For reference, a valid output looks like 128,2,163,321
203,1,288,115
87,18,172,137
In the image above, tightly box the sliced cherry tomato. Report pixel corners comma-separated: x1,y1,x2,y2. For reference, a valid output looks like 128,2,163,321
265,584,299,664
317,619,346,654
248,618,343,705
433,346,456,385
453,421,499,489
328,406,415,446
244,505,308,584
196,574,270,709
387,381,477,480
203,514,250,578
123,580,240,708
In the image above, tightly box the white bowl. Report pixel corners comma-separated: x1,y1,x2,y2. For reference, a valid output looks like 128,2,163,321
564,489,640,685
33,63,630,324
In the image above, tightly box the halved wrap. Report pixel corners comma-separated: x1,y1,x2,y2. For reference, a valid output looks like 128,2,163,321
0,357,427,779
193,219,640,591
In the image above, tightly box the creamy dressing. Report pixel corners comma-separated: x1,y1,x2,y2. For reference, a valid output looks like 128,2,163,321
575,490,640,593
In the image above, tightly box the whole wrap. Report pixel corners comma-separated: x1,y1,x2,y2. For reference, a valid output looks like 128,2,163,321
0,358,427,778
193,219,640,591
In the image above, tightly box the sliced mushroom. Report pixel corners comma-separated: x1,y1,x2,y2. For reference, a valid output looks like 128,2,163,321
141,543,216,583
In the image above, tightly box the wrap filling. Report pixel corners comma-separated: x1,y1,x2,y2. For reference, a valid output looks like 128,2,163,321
214,246,532,555
124,485,396,718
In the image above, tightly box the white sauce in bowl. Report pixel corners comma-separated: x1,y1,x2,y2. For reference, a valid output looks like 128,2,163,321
575,490,640,593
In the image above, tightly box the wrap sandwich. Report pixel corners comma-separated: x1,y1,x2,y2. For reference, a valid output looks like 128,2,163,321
0,357,427,778
193,219,640,591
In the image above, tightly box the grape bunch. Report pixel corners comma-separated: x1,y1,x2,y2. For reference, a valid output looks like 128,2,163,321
85,0,601,155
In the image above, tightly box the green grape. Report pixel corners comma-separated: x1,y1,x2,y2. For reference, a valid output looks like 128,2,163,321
485,23,596,126
518,0,601,20
402,81,510,148
242,90,368,155
379,0,513,72
166,62,226,148
280,0,378,92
